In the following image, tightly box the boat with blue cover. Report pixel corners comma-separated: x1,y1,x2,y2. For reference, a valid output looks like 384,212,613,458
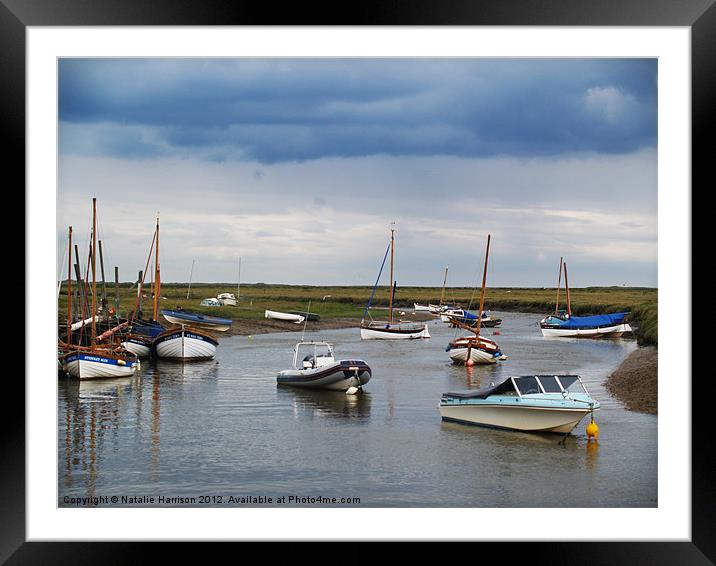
539,258,632,338
162,309,232,332
439,374,600,434
277,341,372,391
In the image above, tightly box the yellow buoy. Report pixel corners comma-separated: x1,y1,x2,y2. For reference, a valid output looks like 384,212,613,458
586,417,599,439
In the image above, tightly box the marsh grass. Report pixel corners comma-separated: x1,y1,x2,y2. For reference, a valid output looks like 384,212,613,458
58,283,657,345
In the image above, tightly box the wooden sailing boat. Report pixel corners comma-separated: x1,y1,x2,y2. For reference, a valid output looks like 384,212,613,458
445,234,507,365
151,218,219,360
61,199,139,379
539,258,632,338
360,225,430,340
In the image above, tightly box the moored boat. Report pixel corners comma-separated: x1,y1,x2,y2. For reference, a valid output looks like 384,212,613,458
276,341,372,391
163,309,232,331
439,374,600,434
360,225,430,340
539,258,632,338
217,292,237,306
152,325,219,360
62,348,139,379
265,309,305,323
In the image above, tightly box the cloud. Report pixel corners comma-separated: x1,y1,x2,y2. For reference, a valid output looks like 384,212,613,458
59,58,657,164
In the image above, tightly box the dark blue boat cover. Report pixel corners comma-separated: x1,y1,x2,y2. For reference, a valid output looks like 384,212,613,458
557,312,627,328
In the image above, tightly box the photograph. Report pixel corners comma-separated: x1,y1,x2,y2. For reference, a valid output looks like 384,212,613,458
55,56,659,509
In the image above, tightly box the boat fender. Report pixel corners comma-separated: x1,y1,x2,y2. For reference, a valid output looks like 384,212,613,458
346,386,359,396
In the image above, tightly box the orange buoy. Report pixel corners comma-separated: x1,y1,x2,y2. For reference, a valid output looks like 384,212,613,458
466,358,475,367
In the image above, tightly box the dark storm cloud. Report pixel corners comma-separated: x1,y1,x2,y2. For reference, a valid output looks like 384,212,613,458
59,58,657,163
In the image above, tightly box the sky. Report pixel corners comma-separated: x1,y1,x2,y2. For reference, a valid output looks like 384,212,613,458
57,58,657,288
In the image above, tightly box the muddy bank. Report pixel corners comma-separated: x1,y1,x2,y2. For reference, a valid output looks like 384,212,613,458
605,346,658,415
221,316,363,337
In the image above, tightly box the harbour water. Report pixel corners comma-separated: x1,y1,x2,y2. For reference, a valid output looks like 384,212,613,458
58,312,657,507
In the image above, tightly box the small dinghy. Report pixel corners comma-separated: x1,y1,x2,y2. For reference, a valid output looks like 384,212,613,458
439,375,600,434
445,334,507,365
265,309,306,323
277,341,372,391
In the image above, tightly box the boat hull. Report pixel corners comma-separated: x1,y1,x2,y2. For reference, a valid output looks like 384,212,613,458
277,360,372,390
413,303,432,312
448,347,500,365
62,351,139,380
153,328,218,360
360,324,430,340
265,310,305,323
439,403,592,434
161,310,231,332
121,335,153,358
540,323,633,338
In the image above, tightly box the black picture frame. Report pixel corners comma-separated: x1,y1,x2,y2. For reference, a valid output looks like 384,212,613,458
6,0,708,562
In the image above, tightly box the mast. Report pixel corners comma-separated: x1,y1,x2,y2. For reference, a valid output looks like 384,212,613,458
153,216,160,322
99,239,108,320
389,225,395,324
187,259,195,300
237,256,242,300
474,234,491,337
554,256,563,314
114,266,120,314
66,226,72,344
91,198,97,343
439,265,448,306
563,261,571,316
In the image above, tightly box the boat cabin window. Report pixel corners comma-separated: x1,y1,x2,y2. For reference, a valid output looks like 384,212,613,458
556,375,587,394
536,376,562,393
513,376,541,395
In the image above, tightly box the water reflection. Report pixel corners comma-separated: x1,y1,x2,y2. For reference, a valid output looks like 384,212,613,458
279,387,372,421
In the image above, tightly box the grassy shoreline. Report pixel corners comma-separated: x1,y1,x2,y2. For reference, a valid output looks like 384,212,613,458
58,283,657,345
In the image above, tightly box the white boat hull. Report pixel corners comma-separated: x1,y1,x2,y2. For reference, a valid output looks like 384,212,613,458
220,298,237,306
439,403,592,433
121,337,152,358
153,329,218,360
62,352,138,380
360,324,430,340
265,309,305,323
448,347,499,365
540,323,633,338
413,303,431,312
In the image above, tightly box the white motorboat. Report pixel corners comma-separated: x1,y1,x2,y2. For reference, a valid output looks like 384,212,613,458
439,375,600,434
152,326,219,360
413,303,432,312
265,309,305,324
276,341,372,391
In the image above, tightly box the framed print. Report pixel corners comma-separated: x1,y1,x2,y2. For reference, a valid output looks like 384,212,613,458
5,0,710,562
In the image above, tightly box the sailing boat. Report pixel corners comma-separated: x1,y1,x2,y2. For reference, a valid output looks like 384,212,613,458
539,258,632,338
360,226,430,340
151,218,220,360
121,219,165,357
445,234,507,365
60,199,140,379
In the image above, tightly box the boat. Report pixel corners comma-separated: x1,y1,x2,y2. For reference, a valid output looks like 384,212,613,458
217,293,237,306
162,309,232,331
539,258,633,338
442,309,502,328
413,303,432,312
439,374,600,434
121,218,167,357
265,309,305,324
360,225,430,340
445,234,506,365
276,341,372,391
288,310,321,322
201,297,223,307
152,325,219,360
60,199,139,379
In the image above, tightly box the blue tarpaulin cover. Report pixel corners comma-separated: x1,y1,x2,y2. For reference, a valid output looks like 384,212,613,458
551,312,628,328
